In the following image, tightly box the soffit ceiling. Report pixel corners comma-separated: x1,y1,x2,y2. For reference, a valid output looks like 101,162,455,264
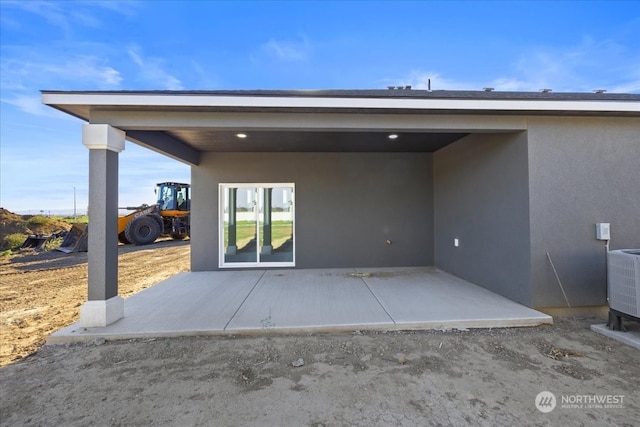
163,129,468,152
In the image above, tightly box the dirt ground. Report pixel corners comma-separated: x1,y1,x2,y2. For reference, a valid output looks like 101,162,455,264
1,242,639,426
0,239,190,367
0,320,638,426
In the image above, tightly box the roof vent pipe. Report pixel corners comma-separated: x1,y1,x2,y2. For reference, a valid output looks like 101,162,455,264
539,88,552,93
593,89,607,93
483,87,494,92
428,79,431,91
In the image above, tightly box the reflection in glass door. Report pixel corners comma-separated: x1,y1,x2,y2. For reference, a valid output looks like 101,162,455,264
223,187,257,263
220,184,294,267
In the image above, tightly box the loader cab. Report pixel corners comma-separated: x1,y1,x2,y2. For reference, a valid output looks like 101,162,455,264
157,182,190,212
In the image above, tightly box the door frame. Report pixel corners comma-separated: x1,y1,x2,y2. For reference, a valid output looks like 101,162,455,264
218,183,295,268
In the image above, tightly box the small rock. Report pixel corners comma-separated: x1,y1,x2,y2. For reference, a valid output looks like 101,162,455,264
353,330,363,336
456,327,469,332
93,338,106,346
291,358,304,367
396,353,408,365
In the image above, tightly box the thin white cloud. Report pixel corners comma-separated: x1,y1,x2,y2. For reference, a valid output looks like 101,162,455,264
0,54,122,91
0,62,27,91
609,79,640,94
4,0,70,32
129,48,144,67
394,37,640,94
494,78,540,92
48,58,123,86
0,56,122,119
2,0,138,33
505,37,640,93
0,50,122,116
78,1,140,18
262,36,310,61
0,95,67,118
191,61,220,89
0,9,22,31
127,46,184,90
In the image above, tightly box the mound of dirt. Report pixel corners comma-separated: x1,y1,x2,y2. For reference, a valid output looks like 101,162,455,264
0,208,72,249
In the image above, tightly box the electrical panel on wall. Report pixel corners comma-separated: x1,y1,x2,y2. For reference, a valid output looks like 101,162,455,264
596,223,610,240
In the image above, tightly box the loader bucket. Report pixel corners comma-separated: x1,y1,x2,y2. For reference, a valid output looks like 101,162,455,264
20,234,50,251
56,223,88,253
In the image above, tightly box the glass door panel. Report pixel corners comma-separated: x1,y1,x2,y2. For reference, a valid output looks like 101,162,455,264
259,186,294,263
223,187,257,263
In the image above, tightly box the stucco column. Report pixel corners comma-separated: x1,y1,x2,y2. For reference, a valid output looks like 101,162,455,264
79,124,125,327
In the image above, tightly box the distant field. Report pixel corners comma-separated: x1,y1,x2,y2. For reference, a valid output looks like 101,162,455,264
60,216,89,224
224,220,293,251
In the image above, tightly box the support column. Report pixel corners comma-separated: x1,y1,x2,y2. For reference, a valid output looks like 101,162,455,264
261,187,273,255
80,124,125,327
226,188,237,255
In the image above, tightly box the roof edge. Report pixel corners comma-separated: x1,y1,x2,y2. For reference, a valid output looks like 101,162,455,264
40,88,640,102
41,90,640,116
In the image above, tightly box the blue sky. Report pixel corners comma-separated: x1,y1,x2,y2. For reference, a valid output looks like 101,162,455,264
1,0,639,214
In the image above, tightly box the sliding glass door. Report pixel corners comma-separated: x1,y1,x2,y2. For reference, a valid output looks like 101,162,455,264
220,184,295,267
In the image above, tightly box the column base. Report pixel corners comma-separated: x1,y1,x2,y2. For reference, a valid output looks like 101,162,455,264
226,245,237,255
260,245,273,255
80,296,124,327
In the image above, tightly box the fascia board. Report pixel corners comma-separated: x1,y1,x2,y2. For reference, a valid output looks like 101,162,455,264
42,93,640,114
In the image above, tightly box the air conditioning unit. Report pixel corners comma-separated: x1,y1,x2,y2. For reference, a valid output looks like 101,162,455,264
608,249,640,319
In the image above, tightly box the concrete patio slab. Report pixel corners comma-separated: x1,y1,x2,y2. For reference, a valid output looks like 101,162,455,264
358,267,551,329
225,269,393,332
49,268,552,344
50,270,264,341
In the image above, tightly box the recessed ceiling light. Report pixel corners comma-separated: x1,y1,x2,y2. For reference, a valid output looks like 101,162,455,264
236,133,247,139
388,134,399,140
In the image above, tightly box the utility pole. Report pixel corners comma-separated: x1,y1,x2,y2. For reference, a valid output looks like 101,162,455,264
71,185,77,219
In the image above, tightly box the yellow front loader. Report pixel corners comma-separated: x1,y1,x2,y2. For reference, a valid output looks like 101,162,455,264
118,182,190,246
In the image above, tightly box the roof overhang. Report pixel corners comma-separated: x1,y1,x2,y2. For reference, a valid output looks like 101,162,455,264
41,89,640,165
43,90,640,118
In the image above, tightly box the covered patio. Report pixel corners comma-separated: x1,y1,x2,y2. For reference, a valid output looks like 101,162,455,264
41,89,639,333
49,267,552,343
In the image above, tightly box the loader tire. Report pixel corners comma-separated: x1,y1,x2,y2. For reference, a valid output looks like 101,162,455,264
149,213,165,235
118,232,131,244
125,216,160,245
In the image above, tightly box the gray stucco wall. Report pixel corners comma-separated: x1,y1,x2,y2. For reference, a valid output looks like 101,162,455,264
528,117,640,308
191,152,434,270
187,116,638,309
433,132,532,306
